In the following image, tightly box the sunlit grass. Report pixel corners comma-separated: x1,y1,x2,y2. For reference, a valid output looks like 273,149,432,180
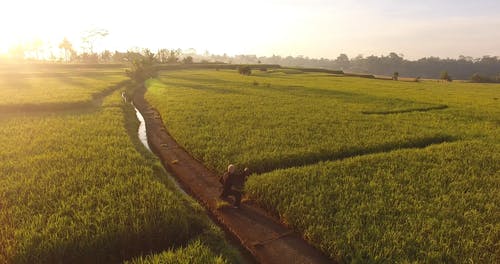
0,90,238,263
0,66,127,108
126,240,227,264
145,69,500,262
145,70,499,173
246,141,500,262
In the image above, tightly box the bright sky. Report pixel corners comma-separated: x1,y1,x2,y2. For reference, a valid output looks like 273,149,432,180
1,0,499,60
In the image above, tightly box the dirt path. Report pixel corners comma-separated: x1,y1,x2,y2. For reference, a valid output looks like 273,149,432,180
133,86,333,264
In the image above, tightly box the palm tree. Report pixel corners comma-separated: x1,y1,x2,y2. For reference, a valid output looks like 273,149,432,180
58,38,73,62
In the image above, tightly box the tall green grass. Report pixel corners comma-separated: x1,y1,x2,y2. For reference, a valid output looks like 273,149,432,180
0,91,237,263
126,224,240,264
126,240,227,264
246,141,499,262
0,66,126,109
145,69,499,262
145,70,498,173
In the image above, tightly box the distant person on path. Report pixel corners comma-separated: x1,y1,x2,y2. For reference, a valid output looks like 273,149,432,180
219,165,251,208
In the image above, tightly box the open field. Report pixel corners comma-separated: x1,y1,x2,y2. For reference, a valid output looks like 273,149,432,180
146,70,498,173
0,65,127,110
145,69,500,262
246,141,499,262
0,67,238,263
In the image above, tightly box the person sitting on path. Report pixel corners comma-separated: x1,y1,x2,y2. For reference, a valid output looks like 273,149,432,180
220,165,250,208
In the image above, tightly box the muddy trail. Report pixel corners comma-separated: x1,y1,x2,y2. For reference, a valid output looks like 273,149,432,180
133,86,333,264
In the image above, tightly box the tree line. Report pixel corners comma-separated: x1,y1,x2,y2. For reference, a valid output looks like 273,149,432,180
2,33,498,81
233,53,500,81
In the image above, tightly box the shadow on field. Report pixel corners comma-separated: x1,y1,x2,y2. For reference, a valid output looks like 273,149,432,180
269,83,363,99
251,134,456,175
59,76,91,88
0,80,130,114
182,83,248,95
362,105,449,115
0,71,119,79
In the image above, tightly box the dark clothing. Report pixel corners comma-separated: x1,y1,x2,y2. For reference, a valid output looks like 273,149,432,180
220,171,245,207
231,173,245,192
219,172,231,185
220,189,242,207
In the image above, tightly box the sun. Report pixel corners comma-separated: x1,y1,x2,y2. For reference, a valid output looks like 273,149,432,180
0,24,19,55
0,6,35,55
0,1,71,56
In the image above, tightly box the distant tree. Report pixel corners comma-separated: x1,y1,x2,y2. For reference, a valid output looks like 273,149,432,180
70,49,78,62
167,49,181,63
471,73,483,83
393,71,399,80
458,55,474,62
470,73,499,83
336,53,350,70
80,52,99,64
388,52,404,62
100,50,112,63
125,50,144,63
238,65,252,75
182,56,193,64
142,49,157,63
156,49,181,64
126,50,157,84
111,51,128,63
440,71,452,82
156,49,168,63
58,37,74,62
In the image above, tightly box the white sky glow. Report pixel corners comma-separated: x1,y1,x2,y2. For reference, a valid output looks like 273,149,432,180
0,0,499,59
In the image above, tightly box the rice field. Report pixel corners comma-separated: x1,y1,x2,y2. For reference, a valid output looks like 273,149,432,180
145,70,498,172
0,65,127,109
145,69,500,262
246,140,499,262
0,66,239,263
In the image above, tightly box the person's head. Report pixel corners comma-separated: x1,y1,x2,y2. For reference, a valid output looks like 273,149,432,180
244,167,250,175
227,164,236,174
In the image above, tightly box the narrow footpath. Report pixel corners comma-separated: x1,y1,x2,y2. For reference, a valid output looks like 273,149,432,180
133,86,333,264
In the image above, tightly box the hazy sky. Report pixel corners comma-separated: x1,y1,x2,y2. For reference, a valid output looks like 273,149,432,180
1,0,499,59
